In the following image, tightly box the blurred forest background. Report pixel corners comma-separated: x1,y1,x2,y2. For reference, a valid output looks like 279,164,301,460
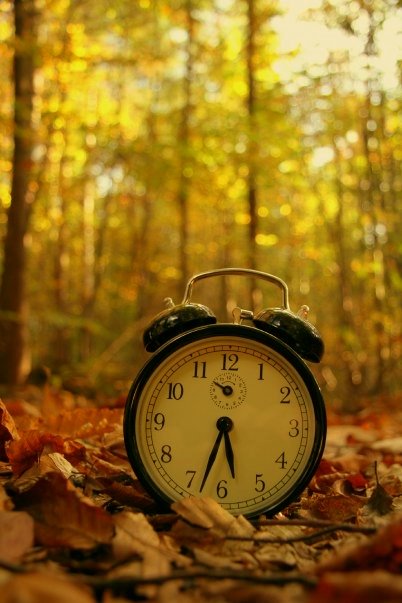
0,0,400,409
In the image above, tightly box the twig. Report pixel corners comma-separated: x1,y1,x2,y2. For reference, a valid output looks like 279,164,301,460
86,568,317,593
225,523,376,545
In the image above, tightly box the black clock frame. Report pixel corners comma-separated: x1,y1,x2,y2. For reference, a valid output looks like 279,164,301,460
124,323,326,518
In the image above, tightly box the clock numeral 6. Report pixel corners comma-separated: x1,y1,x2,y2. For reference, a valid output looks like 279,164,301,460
217,479,228,498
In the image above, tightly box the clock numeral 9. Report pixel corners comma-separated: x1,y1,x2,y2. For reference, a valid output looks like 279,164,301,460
153,412,165,430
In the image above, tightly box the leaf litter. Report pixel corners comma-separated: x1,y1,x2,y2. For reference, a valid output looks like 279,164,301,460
0,390,402,603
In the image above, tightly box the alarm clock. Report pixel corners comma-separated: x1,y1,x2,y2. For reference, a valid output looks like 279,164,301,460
124,268,326,518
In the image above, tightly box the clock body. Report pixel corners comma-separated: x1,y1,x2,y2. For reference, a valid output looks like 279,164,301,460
124,323,326,518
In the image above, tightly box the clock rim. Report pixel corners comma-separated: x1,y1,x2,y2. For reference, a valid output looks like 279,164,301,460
124,323,326,518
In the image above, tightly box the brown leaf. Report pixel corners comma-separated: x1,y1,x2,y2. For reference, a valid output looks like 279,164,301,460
44,407,123,438
6,430,85,476
309,571,402,603
0,400,19,460
0,511,34,562
305,492,365,521
171,496,255,556
319,514,402,573
13,471,114,549
0,572,96,603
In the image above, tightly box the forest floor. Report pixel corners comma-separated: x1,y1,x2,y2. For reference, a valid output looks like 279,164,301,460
1,383,402,603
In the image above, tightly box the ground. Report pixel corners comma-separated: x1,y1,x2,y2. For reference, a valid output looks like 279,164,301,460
1,385,402,602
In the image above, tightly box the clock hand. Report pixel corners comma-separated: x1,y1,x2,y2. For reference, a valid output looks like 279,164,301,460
213,381,233,396
199,429,223,493
199,416,235,493
223,430,235,479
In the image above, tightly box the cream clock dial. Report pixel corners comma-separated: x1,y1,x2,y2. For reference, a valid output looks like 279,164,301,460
124,324,326,518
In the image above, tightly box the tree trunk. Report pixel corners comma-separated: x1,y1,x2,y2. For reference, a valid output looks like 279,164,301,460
0,0,37,384
245,0,258,309
177,0,194,294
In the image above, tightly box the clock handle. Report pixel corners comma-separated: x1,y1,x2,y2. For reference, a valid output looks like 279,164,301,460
182,267,290,310
182,267,323,363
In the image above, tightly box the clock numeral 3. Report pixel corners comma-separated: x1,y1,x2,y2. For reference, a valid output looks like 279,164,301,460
289,419,299,437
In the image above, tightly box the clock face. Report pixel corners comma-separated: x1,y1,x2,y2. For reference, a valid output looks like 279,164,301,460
124,324,326,517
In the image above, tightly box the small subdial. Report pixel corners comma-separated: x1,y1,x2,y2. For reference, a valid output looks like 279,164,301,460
210,372,247,409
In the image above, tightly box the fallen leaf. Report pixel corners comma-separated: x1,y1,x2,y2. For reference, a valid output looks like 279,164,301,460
0,572,96,603
0,400,19,460
309,571,402,603
13,471,114,549
318,514,402,573
6,430,85,476
44,407,123,438
0,511,34,562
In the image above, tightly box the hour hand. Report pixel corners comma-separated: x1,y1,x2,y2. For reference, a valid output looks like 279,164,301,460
224,430,235,479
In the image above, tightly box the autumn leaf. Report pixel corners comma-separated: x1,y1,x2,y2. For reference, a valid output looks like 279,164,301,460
0,510,34,563
0,399,19,460
44,407,123,438
318,514,402,573
6,430,85,476
309,571,402,603
0,572,96,603
12,471,114,549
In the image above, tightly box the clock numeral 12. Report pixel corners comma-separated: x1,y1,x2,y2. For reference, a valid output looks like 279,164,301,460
222,353,238,371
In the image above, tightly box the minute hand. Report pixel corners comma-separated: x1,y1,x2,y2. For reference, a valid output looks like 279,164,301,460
199,430,223,493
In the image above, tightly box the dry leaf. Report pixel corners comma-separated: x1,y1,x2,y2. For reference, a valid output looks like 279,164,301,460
309,571,402,603
13,471,114,549
318,514,402,573
44,408,123,438
6,430,85,476
0,400,19,460
0,572,96,603
0,511,34,562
